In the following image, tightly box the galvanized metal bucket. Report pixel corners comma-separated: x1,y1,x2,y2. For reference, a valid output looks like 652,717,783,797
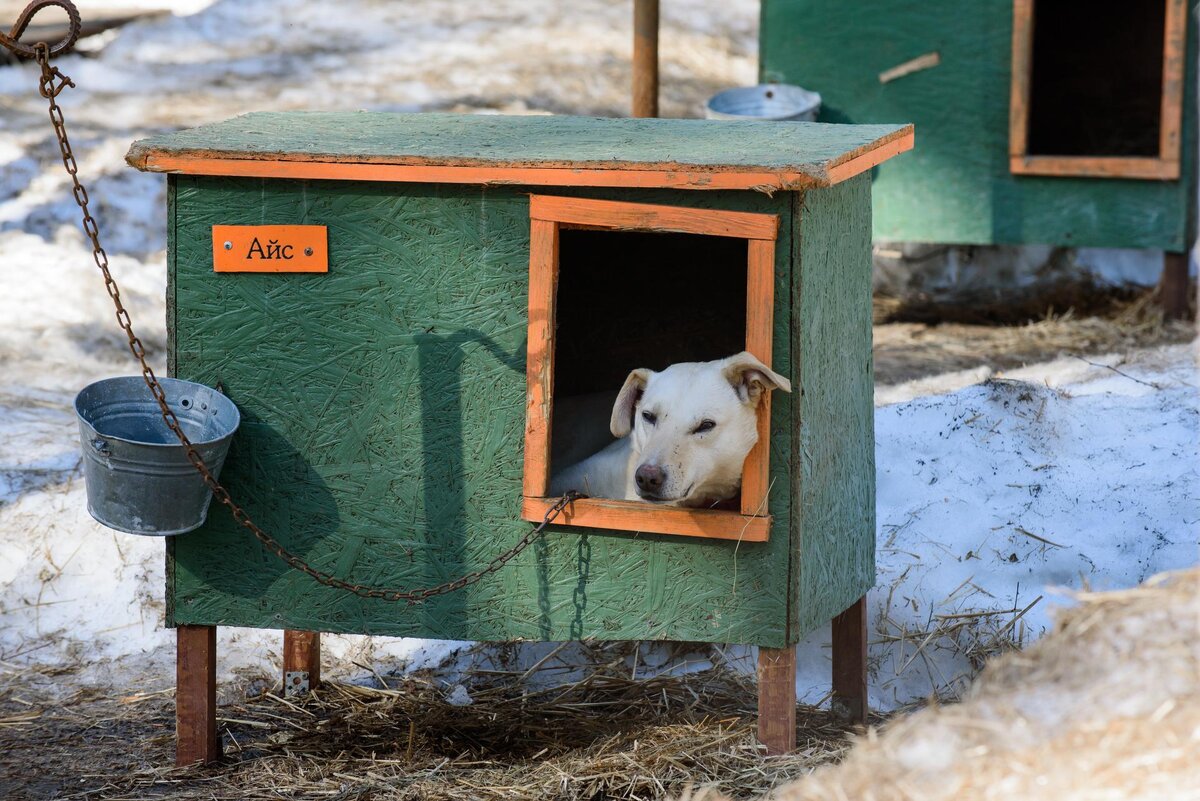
704,83,822,121
75,376,240,536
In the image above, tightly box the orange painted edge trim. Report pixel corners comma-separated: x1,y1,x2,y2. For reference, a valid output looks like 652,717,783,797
211,224,328,273
132,128,914,190
824,128,915,185
1009,0,1033,161
521,496,771,543
1159,0,1187,164
1010,156,1181,181
1010,0,1185,181
530,194,779,240
740,238,775,517
138,155,816,190
523,219,559,498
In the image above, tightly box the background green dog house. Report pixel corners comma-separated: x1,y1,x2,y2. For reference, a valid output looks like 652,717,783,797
760,0,1196,307
127,112,913,761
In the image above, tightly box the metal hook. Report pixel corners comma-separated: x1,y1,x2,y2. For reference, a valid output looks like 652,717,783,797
0,0,82,61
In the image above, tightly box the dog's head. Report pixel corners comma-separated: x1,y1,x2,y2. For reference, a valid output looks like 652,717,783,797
609,352,791,507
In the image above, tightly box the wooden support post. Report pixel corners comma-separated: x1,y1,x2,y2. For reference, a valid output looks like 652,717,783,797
756,646,796,755
632,0,659,118
1158,250,1190,321
283,630,321,697
831,595,868,724
176,625,220,767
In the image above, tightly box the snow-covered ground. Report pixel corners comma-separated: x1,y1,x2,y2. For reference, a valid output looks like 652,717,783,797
1,0,1197,711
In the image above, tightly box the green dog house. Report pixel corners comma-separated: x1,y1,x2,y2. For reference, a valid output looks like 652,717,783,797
126,112,913,763
762,0,1196,309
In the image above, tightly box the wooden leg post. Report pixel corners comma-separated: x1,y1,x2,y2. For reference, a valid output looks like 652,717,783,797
1158,250,1190,321
176,625,220,766
283,630,321,697
756,646,796,755
632,0,659,118
831,595,868,724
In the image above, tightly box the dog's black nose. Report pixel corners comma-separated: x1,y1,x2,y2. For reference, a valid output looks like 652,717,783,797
635,464,665,494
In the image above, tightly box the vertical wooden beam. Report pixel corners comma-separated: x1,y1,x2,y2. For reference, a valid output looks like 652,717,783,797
283,630,321,697
1158,250,1190,321
831,595,868,724
176,625,220,766
741,237,777,517
632,0,659,118
1008,0,1033,166
756,646,796,754
523,217,560,498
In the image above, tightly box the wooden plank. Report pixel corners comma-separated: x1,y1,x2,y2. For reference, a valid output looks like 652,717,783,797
530,194,779,239
632,0,660,118
831,595,868,724
741,238,776,516
1158,250,1191,320
1008,0,1033,163
136,154,872,192
283,630,321,696
524,218,559,498
176,625,219,766
823,129,916,185
522,496,770,542
1160,0,1188,164
127,112,913,182
756,646,796,754
1010,155,1181,181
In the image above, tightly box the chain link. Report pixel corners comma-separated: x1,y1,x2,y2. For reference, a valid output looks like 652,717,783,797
31,44,580,604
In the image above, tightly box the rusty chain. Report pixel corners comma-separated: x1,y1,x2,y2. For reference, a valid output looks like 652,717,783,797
1,0,79,60
10,5,580,604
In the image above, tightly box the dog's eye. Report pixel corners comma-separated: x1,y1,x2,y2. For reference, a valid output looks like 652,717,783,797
641,410,657,425
693,420,716,434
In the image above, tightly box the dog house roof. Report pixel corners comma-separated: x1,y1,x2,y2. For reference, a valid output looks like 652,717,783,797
127,112,913,192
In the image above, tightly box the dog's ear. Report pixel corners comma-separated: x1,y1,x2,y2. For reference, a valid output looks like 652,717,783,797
722,352,792,404
610,368,652,438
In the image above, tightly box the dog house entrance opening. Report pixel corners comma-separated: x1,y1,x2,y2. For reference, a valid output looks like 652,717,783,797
1025,0,1165,158
523,194,778,540
550,228,748,508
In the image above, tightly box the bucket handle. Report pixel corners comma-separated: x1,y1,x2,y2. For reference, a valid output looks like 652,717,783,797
90,437,110,457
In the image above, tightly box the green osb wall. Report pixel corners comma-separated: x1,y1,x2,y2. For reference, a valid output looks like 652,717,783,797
166,176,874,647
792,175,876,637
760,0,1197,250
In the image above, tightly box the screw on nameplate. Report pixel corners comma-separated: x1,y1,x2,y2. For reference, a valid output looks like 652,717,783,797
284,670,310,697
211,225,328,273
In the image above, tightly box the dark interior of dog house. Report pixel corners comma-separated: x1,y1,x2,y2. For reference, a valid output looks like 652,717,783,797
549,228,747,474
1026,0,1165,157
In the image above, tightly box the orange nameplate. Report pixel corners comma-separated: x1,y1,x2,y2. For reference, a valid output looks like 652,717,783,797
212,225,328,273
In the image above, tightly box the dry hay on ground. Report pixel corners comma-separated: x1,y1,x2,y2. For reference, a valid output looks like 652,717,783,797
872,284,1196,384
699,568,1200,801
0,645,870,801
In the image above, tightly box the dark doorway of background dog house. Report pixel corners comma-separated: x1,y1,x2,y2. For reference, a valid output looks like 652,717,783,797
549,229,748,482
1025,0,1165,158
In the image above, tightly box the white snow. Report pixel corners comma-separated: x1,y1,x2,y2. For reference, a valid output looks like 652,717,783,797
0,0,1197,712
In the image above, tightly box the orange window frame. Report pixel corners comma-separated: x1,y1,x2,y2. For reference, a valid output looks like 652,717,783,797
1009,0,1186,180
521,194,779,543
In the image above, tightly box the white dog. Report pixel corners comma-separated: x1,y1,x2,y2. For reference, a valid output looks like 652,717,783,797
549,352,790,507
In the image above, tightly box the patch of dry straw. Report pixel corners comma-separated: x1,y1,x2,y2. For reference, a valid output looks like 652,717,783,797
701,568,1200,801
0,643,866,801
871,285,1196,385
